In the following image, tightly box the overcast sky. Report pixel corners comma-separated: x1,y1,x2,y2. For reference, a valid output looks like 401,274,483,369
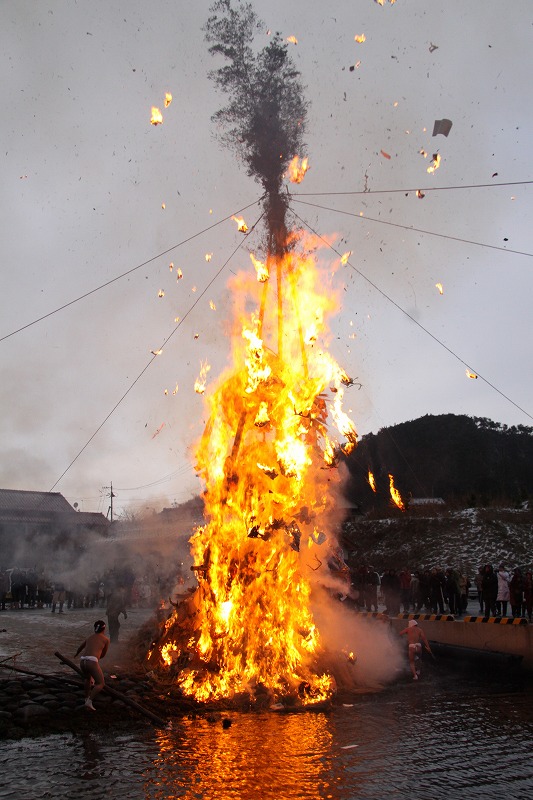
1,0,532,516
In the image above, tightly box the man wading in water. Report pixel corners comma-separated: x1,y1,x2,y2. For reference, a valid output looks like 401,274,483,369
74,620,109,710
399,619,433,680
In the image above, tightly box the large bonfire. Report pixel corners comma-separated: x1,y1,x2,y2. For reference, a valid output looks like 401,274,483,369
146,1,359,704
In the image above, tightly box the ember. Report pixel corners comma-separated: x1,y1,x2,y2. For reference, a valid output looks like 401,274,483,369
287,155,310,184
150,106,163,125
388,473,405,511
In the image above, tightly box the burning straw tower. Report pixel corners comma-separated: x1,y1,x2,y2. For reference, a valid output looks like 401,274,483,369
149,1,358,703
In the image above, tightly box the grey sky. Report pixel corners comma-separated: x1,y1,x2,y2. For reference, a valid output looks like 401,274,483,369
1,0,532,515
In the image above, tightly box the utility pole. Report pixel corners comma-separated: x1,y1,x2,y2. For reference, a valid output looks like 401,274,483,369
104,482,115,522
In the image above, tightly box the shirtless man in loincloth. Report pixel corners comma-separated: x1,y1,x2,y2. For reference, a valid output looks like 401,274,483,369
399,619,433,680
74,620,109,710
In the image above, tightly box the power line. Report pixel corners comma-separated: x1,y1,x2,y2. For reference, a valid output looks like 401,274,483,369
290,208,533,424
114,463,195,492
290,179,533,198
0,196,264,344
291,199,533,259
48,209,266,492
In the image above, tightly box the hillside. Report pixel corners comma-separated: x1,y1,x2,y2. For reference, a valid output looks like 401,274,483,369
342,413,533,510
340,506,533,574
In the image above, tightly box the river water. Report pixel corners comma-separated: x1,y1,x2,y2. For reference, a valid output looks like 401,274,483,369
3,656,533,800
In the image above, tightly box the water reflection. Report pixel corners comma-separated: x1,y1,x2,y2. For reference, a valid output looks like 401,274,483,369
147,712,338,799
3,666,533,799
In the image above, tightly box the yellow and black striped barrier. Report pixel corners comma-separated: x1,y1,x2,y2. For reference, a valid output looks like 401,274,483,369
463,615,528,625
397,613,455,622
358,612,529,625
359,612,455,622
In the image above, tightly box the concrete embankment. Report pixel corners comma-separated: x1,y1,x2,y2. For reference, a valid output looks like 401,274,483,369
382,612,533,667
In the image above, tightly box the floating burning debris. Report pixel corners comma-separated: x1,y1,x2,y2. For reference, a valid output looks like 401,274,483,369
250,253,269,282
231,215,248,233
164,92,173,108
466,369,478,380
194,360,211,394
388,473,405,510
435,282,444,295
287,155,309,184
150,106,163,126
427,153,441,174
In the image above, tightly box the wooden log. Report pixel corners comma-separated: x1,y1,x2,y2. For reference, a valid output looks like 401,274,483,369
0,660,82,687
54,651,167,727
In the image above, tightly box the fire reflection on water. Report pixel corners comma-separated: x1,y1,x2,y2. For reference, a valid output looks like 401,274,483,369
150,712,337,800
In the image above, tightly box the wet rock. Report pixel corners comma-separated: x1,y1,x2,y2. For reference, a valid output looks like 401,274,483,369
55,692,79,703
32,693,60,703
14,703,50,720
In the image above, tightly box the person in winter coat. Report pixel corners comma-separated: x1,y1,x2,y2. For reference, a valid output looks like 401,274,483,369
481,564,498,617
106,587,128,643
509,567,524,618
429,568,446,614
523,571,533,622
496,564,510,617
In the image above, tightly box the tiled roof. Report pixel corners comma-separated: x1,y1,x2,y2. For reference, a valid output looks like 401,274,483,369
0,489,74,514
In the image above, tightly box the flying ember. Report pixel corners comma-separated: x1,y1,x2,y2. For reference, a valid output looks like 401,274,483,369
231,215,248,233
427,153,441,174
388,473,405,511
340,251,352,266
164,92,173,108
150,106,163,125
194,360,211,394
287,155,310,184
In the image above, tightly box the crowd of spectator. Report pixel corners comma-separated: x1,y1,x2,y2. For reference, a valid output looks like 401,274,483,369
0,563,187,613
346,563,533,620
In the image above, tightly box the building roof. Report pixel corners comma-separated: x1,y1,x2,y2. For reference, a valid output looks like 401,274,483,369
0,489,74,514
409,497,446,506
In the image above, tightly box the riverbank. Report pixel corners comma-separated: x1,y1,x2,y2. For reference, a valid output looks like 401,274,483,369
0,605,183,739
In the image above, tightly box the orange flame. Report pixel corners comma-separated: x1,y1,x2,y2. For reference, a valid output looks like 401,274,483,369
154,230,358,703
250,253,269,283
164,92,172,108
286,35,298,44
466,369,478,380
205,253,213,262
194,360,211,394
231,215,248,233
388,473,405,511
368,471,377,492
287,155,310,184
150,107,163,125
354,34,366,43
427,153,441,174
340,251,352,266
